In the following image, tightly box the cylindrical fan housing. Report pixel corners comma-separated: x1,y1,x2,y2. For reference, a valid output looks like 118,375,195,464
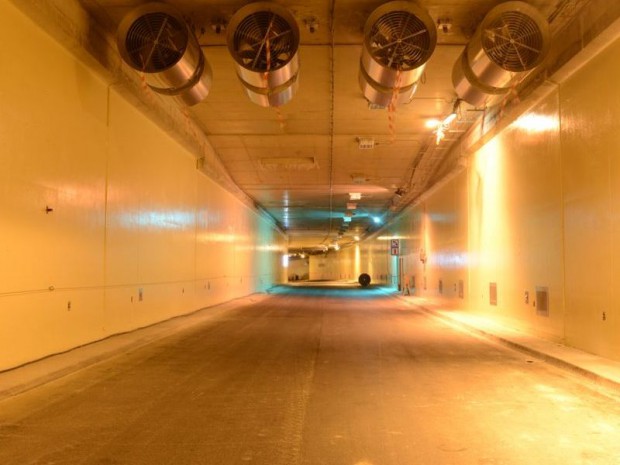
227,2,300,107
452,1,550,107
359,1,437,107
117,2,212,106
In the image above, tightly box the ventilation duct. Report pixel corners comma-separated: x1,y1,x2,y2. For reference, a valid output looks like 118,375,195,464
452,1,550,107
227,2,300,107
359,1,437,107
117,3,212,106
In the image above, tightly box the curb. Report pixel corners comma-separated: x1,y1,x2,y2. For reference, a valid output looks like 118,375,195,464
0,293,270,401
394,295,620,395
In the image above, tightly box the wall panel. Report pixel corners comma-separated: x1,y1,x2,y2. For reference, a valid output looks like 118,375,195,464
0,0,285,371
561,36,620,358
350,32,620,361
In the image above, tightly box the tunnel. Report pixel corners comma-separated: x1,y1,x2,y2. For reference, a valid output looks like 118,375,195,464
1,0,620,463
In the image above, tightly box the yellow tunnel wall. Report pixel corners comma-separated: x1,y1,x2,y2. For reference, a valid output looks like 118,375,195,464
0,1,286,371
349,33,620,361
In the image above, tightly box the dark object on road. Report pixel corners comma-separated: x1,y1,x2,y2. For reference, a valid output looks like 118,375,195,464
358,273,371,287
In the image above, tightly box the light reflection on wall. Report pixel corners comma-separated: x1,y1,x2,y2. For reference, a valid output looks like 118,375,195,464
257,244,286,252
57,184,104,209
200,232,249,243
469,135,515,310
429,212,457,223
512,113,559,133
118,211,194,230
432,251,470,269
474,137,506,268
354,244,361,278
377,235,406,241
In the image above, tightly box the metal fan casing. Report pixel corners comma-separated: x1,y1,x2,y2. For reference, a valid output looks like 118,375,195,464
117,2,212,106
227,2,300,107
359,1,436,106
452,1,550,107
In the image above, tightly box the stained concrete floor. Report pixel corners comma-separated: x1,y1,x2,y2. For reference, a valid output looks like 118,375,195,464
1,285,620,464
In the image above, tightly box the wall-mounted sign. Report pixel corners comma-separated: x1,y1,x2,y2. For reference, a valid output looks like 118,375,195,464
391,239,399,256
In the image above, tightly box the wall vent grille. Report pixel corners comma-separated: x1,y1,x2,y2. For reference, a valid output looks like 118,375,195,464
489,282,497,306
536,286,549,316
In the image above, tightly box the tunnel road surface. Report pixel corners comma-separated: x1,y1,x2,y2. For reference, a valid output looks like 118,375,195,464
1,284,620,464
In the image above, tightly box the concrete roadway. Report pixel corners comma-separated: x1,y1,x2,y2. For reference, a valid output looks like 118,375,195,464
1,284,620,464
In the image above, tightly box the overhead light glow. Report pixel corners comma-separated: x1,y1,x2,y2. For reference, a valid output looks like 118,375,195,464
372,216,382,224
434,99,461,145
425,119,441,129
354,235,360,241
343,216,352,223
282,254,289,268
349,192,362,200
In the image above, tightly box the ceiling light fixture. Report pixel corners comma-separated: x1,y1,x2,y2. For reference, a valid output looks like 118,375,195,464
435,98,461,145
349,192,362,200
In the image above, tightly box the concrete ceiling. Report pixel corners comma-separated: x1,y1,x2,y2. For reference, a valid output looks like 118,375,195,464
82,0,589,253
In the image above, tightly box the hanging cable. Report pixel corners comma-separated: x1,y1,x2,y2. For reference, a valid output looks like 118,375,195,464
321,0,336,248
387,69,402,143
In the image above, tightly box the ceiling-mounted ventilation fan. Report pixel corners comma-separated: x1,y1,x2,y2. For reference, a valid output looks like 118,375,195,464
117,2,212,106
368,9,434,71
452,1,550,107
359,1,437,107
482,9,548,72
227,2,300,107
